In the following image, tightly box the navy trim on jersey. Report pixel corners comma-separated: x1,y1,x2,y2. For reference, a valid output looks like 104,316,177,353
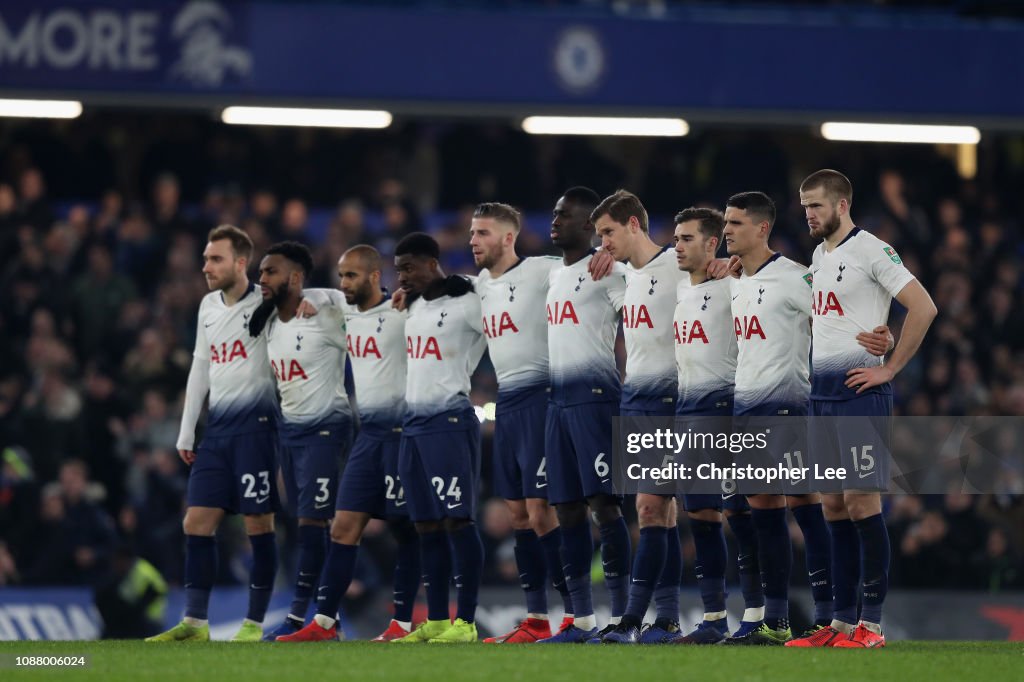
834,226,861,249
754,252,782,274
643,244,672,267
221,281,256,305
498,258,526,276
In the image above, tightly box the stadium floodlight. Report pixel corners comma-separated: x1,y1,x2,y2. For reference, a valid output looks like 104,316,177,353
0,99,83,119
522,116,689,137
221,106,393,129
820,122,981,145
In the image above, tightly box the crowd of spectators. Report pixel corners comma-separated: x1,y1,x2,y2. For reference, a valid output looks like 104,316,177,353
0,119,1022,599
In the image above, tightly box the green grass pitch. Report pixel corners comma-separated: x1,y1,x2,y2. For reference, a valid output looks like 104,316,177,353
2,641,1022,682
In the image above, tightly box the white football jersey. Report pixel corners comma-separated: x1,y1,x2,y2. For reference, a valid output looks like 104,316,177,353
674,277,736,413
810,228,915,401
730,254,812,415
191,284,277,435
343,297,408,430
622,246,685,412
266,303,351,438
404,288,486,421
477,256,560,400
546,252,627,406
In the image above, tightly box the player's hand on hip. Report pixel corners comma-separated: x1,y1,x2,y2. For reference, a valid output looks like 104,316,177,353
845,365,895,394
856,325,894,357
707,256,741,280
391,288,408,311
178,449,196,465
589,248,615,280
296,298,319,318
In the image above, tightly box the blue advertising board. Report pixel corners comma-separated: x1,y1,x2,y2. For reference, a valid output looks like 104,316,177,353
2,0,1024,120
1,2,1022,121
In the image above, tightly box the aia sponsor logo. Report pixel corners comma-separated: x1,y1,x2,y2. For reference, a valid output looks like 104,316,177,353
812,291,845,317
407,335,442,360
674,320,709,344
546,300,579,325
734,315,766,340
210,340,248,364
622,304,653,329
483,312,520,339
347,335,382,359
271,358,308,382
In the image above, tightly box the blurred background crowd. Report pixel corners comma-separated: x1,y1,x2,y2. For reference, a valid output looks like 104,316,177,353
1,109,1022,611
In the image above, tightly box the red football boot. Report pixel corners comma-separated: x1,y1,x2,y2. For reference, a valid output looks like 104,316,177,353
483,618,552,644
785,626,846,648
276,620,337,642
371,619,411,642
833,623,886,648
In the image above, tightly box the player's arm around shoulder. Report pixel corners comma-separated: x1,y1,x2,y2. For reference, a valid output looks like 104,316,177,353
604,261,628,311
319,301,348,350
783,259,813,315
297,288,347,318
461,285,485,336
588,248,616,280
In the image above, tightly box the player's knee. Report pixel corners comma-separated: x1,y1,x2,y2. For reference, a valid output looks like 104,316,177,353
329,514,361,545
183,508,219,536
688,508,723,523
588,494,622,526
555,501,588,528
821,492,848,519
388,518,418,545
786,493,820,508
636,496,667,527
506,502,530,530
244,513,274,535
526,500,557,534
415,520,443,534
747,493,785,510
843,491,881,521
444,517,472,533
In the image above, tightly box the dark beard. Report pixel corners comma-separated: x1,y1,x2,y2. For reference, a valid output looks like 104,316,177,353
269,281,290,305
349,283,373,308
813,213,841,240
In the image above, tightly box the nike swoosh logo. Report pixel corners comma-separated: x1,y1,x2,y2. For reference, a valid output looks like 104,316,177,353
394,500,407,507
535,482,548,488
314,502,331,509
255,495,270,504
600,478,609,483
859,471,874,479
204,323,214,328
654,479,673,486
722,494,737,499
447,502,462,509
809,568,826,577
732,295,739,301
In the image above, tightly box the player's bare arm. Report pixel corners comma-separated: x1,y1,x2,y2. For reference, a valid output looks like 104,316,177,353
846,280,936,393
